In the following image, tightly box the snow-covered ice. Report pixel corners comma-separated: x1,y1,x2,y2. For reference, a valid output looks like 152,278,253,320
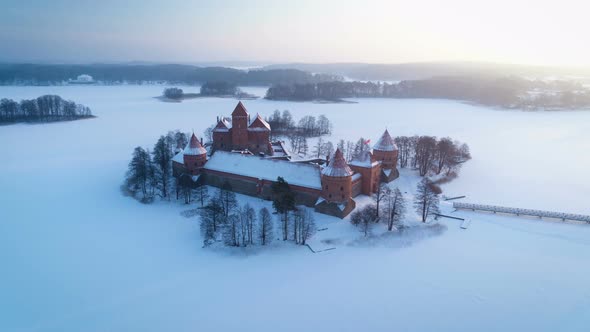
1,85,589,332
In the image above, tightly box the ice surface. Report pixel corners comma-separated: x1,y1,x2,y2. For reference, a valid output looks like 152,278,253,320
1,85,589,332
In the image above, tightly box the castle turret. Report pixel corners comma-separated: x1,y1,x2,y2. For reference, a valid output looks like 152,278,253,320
231,101,249,149
183,133,208,175
321,149,353,203
372,129,399,182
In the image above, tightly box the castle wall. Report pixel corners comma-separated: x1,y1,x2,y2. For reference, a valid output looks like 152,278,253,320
321,175,352,203
373,149,398,170
203,169,321,207
351,175,362,197
349,164,381,196
183,154,207,175
247,131,271,154
212,131,231,151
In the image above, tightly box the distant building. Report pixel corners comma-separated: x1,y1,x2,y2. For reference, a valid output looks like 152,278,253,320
68,74,96,84
172,102,399,218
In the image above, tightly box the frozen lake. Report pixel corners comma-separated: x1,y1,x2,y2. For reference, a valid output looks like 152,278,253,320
1,85,589,332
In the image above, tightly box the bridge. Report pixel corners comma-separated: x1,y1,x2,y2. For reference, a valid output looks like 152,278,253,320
453,202,590,223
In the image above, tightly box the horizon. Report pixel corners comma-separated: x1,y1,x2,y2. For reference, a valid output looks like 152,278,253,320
2,0,589,67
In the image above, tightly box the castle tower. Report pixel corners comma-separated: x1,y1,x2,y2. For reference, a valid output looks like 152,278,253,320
321,149,353,203
247,113,271,154
231,101,249,150
372,129,399,182
183,133,208,175
348,142,381,195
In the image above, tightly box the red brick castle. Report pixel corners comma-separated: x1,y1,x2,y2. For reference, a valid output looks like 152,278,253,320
173,102,399,218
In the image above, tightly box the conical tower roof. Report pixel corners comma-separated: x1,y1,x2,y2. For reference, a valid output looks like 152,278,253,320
321,149,353,177
184,133,207,156
373,129,398,152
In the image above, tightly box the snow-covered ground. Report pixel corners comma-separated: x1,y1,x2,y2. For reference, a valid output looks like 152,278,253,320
1,85,589,332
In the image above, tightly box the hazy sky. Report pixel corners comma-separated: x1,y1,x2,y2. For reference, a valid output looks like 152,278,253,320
1,0,588,66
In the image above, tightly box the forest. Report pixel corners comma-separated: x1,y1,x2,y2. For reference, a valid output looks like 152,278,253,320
0,95,93,123
265,77,590,109
0,64,341,86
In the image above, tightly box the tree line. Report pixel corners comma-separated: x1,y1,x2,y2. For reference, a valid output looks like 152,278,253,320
351,178,441,236
123,130,192,203
0,95,93,123
0,64,342,86
394,136,471,177
264,77,590,109
199,177,315,247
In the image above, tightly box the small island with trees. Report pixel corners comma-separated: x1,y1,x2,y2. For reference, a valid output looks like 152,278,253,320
157,81,258,102
123,102,471,250
0,95,93,124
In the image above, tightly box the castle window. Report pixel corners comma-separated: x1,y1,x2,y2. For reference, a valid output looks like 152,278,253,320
341,194,345,199
340,186,344,191
329,194,332,198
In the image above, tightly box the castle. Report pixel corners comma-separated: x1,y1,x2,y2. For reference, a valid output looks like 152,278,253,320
172,102,399,218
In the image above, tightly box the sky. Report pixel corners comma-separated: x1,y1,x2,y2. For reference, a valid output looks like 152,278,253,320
1,0,589,66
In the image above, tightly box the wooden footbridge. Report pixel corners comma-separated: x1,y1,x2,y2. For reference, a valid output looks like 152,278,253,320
453,202,590,223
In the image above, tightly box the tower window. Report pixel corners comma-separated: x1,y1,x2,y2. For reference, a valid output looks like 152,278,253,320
340,186,344,191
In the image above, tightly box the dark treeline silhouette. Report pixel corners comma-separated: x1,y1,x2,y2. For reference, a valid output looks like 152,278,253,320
200,81,238,96
163,87,184,99
265,77,590,109
0,64,342,86
265,110,332,137
0,95,93,123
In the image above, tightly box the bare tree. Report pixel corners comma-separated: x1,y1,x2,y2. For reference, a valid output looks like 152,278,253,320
350,205,379,237
244,204,256,245
414,179,440,222
195,185,209,207
382,187,406,231
373,182,387,219
258,207,273,245
415,136,437,176
313,137,325,158
218,182,237,217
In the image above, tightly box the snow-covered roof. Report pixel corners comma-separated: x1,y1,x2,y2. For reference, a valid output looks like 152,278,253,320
321,149,353,177
213,118,231,132
232,101,248,116
204,151,322,190
184,133,207,156
172,151,184,164
248,113,271,131
349,146,379,168
373,129,398,152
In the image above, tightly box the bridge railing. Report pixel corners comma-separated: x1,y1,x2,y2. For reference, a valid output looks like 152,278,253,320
453,202,590,223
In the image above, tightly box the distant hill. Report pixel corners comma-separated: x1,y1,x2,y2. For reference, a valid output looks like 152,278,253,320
0,64,342,86
262,62,590,81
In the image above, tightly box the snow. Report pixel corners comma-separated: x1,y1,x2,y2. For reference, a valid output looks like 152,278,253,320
204,151,322,189
1,85,589,332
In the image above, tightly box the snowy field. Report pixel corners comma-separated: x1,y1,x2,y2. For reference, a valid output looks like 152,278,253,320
1,85,589,332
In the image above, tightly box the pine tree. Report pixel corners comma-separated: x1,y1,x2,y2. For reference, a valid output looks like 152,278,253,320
271,177,296,241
